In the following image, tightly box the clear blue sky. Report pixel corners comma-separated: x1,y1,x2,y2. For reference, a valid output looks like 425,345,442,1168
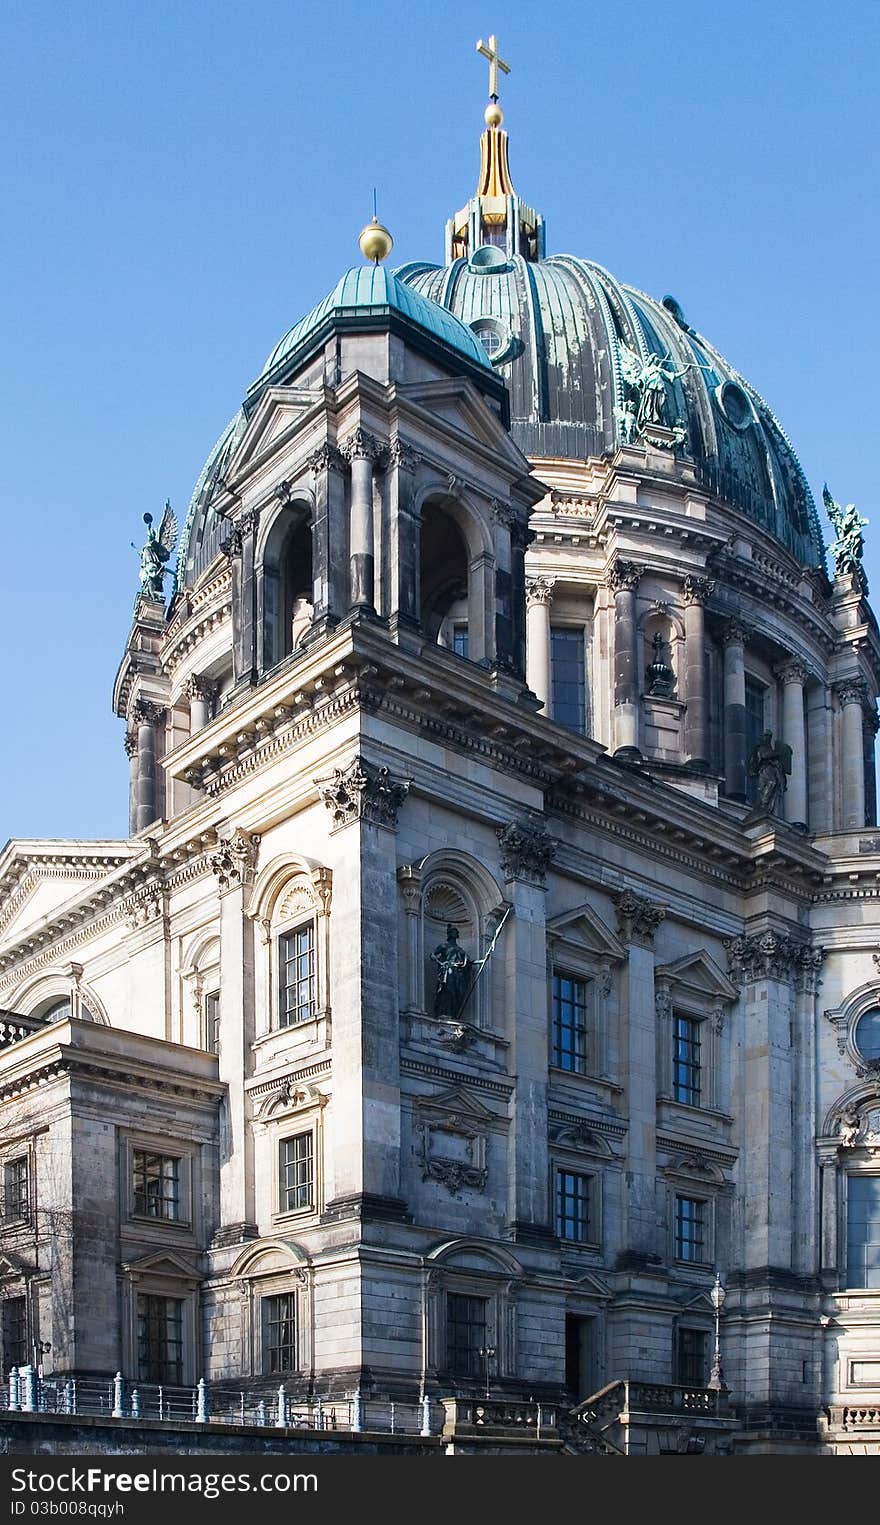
1,0,877,841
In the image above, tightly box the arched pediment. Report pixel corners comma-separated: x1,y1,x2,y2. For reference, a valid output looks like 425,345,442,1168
427,1237,522,1277
249,855,332,924
231,1238,310,1280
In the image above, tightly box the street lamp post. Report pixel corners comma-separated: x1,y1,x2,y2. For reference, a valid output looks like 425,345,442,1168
478,1345,496,1402
707,1272,727,1393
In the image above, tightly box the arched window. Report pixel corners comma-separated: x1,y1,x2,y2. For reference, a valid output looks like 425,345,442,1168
420,502,470,649
260,506,313,671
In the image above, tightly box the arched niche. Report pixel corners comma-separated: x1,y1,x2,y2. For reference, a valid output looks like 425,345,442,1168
258,500,314,672
639,608,682,699
398,851,506,1030
417,489,494,665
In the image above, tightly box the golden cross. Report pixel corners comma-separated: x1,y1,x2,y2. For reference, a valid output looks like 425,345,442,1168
476,34,510,99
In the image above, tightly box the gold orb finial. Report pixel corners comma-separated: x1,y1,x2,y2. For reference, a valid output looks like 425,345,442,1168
358,215,393,265
484,100,504,128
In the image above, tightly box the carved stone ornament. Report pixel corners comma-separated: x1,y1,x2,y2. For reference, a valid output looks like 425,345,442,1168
614,889,665,945
130,698,164,729
124,885,166,932
775,661,809,688
219,524,244,561
834,678,868,709
525,576,555,608
317,755,411,832
608,558,642,594
210,828,260,892
497,817,556,885
416,1118,488,1196
340,427,385,465
491,499,515,529
724,932,824,988
837,1104,880,1150
387,436,421,473
721,618,750,648
682,575,716,606
304,441,347,476
123,731,138,759
186,674,220,704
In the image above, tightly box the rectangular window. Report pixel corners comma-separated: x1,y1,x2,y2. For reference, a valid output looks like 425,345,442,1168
673,1015,702,1106
204,991,220,1055
262,1292,297,1375
744,677,766,804
847,1175,880,1289
136,1294,184,1385
675,1196,706,1263
278,924,316,1027
2,1297,27,1371
279,1133,314,1213
551,628,586,732
132,1151,180,1221
552,974,589,1074
677,1327,708,1385
556,1169,591,1243
446,1292,488,1378
452,624,469,659
4,1158,29,1223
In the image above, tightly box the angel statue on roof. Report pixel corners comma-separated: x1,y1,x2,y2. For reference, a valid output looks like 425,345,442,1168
133,501,178,601
823,484,868,579
617,342,695,443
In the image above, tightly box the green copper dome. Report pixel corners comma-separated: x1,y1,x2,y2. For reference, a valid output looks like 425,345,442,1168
177,266,492,589
397,250,823,566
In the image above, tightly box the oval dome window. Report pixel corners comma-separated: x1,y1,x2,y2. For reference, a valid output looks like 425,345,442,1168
469,318,521,367
715,380,753,432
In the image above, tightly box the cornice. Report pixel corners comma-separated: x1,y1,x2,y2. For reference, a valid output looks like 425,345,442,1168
400,1055,514,1098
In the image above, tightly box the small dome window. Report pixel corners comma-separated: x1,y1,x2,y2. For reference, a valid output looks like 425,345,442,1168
468,318,520,367
715,380,753,432
855,1009,880,1061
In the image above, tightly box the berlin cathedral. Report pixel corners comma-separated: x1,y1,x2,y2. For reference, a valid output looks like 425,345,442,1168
1,38,879,1457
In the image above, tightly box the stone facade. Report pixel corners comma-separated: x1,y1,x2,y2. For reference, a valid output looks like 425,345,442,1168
1,116,879,1460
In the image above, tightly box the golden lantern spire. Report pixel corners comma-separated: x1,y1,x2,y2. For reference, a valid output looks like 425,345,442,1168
474,33,515,198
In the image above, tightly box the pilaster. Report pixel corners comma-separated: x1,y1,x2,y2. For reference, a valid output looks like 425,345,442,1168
615,889,665,1257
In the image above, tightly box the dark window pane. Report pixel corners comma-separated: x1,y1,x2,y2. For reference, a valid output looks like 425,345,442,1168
262,1293,297,1374
446,1293,487,1378
677,1328,708,1385
132,1152,180,1220
4,1158,29,1223
855,1010,880,1062
552,974,589,1074
673,1015,701,1106
453,625,469,659
279,924,316,1027
744,678,766,805
136,1294,183,1385
204,991,220,1055
551,628,586,732
675,1196,706,1263
556,1170,591,1242
847,1176,880,1288
279,1133,314,1213
2,1297,27,1371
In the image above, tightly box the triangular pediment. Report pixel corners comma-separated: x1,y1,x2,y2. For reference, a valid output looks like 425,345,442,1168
224,385,325,480
122,1249,202,1282
655,950,737,1004
0,841,134,950
401,377,533,469
0,1250,35,1281
547,903,627,963
414,1083,500,1123
570,1269,612,1299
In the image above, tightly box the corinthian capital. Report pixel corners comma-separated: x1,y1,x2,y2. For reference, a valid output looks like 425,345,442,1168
186,674,221,704
682,574,716,606
340,427,385,465
388,437,421,473
130,698,165,729
304,441,347,475
317,755,411,832
614,888,665,945
526,576,556,608
609,559,642,594
721,618,750,648
834,678,868,708
775,661,809,687
497,816,556,886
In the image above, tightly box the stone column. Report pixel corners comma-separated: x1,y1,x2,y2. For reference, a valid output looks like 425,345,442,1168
130,699,164,833
682,576,714,769
124,731,139,837
221,508,260,687
836,680,867,829
615,891,665,1258
387,437,422,641
864,709,879,828
776,662,808,827
306,442,349,637
497,817,555,1239
722,620,748,801
187,674,219,734
610,559,641,759
342,428,381,612
525,577,554,713
211,826,260,1241
317,756,411,1216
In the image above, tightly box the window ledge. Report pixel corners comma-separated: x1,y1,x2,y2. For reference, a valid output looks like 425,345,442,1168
128,1212,192,1231
549,1066,623,1095
272,1208,317,1226
253,1012,330,1051
658,1097,734,1125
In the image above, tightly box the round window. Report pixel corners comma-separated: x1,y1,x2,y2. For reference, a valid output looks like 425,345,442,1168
468,317,521,367
714,380,753,432
855,1009,880,1061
